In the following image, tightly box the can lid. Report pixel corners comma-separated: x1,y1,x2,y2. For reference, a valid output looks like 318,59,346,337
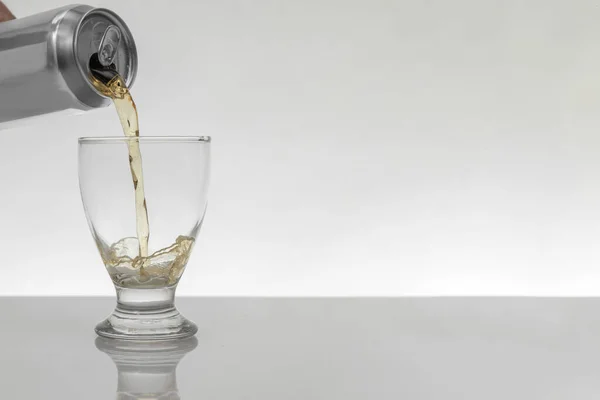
56,5,138,108
75,8,137,90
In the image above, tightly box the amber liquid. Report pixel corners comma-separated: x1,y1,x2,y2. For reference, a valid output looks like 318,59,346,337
91,75,150,257
90,68,194,288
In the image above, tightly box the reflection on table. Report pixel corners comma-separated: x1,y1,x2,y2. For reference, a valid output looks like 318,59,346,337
96,336,198,400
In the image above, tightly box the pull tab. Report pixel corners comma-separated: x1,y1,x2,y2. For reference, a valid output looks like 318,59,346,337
98,25,121,67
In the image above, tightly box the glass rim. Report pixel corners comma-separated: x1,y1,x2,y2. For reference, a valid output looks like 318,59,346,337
78,136,211,144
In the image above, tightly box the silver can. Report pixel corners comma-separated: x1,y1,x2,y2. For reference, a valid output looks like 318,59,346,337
0,4,137,125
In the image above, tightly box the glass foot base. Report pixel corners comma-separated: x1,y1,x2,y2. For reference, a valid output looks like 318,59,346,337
96,286,197,341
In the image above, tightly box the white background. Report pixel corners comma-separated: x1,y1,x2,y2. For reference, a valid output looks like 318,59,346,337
1,0,600,296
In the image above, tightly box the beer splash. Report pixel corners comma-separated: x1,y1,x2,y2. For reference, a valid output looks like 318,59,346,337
101,236,194,288
89,54,194,288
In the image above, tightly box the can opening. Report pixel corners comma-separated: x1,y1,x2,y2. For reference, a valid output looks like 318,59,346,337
89,52,118,85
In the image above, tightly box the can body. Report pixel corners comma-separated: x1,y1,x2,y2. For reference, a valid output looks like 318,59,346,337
0,4,137,125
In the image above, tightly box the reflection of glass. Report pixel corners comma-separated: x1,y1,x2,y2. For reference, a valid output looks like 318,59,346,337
79,137,210,339
96,336,198,400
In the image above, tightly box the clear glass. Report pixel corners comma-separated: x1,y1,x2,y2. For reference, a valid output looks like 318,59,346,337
78,136,210,340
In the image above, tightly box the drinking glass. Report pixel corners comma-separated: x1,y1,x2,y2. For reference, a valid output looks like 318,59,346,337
78,136,210,340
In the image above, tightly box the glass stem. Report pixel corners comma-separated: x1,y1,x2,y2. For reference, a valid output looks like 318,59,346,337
115,285,177,314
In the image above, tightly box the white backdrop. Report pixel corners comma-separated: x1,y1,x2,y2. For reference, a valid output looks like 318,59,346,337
1,0,600,296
